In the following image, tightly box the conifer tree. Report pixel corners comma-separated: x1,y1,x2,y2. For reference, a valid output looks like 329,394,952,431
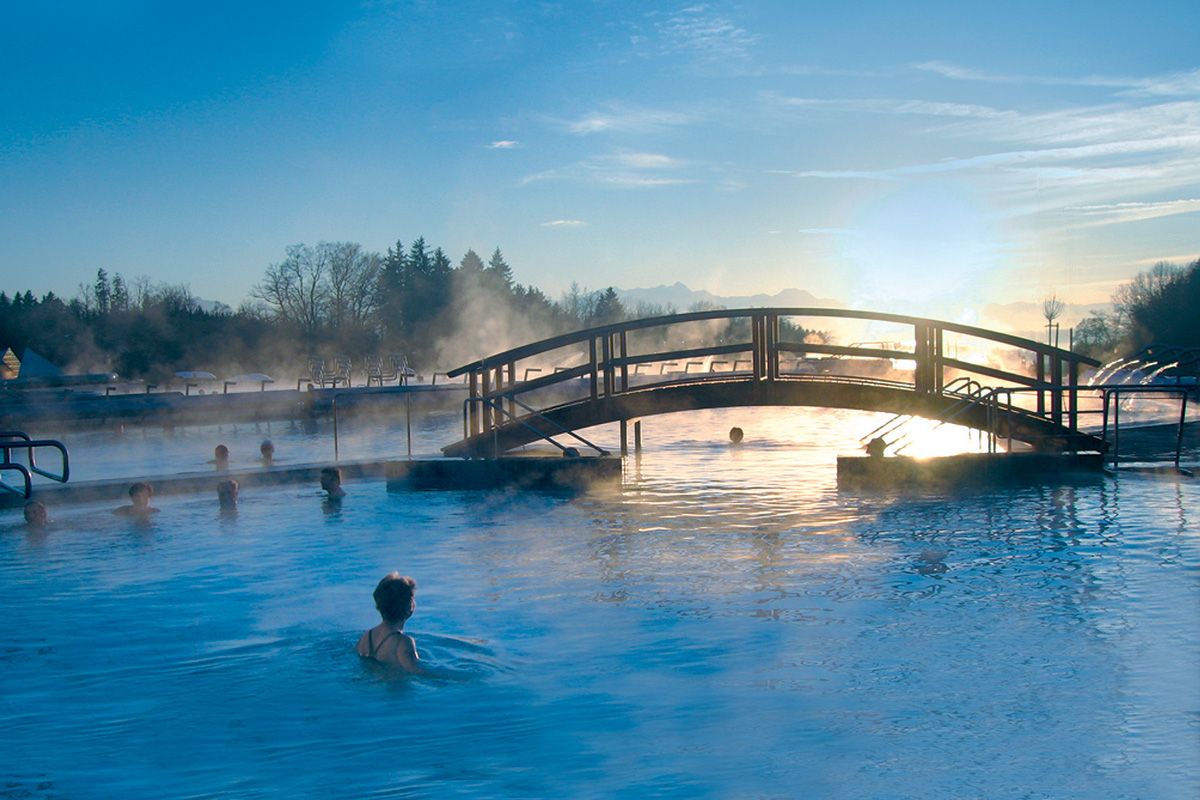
486,247,514,291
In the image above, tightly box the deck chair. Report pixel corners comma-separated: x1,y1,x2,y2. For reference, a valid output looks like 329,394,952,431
331,355,353,388
365,355,397,387
389,353,416,385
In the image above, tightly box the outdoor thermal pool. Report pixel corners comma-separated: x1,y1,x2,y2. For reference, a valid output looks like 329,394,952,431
1,407,1198,798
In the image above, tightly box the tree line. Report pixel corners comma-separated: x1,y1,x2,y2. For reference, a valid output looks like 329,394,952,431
1070,257,1200,358
0,239,667,380
2,245,1196,380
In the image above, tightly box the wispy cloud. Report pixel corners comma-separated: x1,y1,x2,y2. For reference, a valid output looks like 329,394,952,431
607,152,684,169
486,140,521,149
652,5,758,62
769,85,1200,220
764,93,1015,120
1060,198,1200,226
775,135,1200,183
521,149,695,188
914,60,1200,97
769,169,896,181
1133,251,1200,266
937,100,1200,146
541,219,587,227
561,104,695,135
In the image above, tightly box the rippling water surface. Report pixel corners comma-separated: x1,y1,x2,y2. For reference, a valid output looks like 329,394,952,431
2,408,1198,798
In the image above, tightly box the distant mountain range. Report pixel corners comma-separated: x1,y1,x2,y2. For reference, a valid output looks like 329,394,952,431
616,282,843,312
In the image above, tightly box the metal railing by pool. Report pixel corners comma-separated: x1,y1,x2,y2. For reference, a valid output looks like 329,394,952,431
1,431,70,499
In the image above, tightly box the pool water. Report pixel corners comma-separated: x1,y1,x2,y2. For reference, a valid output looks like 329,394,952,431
2,408,1198,798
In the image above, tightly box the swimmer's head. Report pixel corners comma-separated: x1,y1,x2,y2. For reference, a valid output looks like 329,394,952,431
320,466,342,492
129,482,154,507
217,479,238,508
865,437,887,458
260,440,274,461
729,427,744,444
373,573,417,624
24,501,48,528
214,444,229,464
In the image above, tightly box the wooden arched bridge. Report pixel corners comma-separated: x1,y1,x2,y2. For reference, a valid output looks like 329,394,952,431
441,308,1105,458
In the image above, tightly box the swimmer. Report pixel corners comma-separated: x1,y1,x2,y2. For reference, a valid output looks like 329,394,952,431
217,479,239,510
213,444,230,469
260,440,275,466
24,501,48,529
729,427,744,445
114,482,160,517
356,573,427,673
865,437,887,458
320,466,346,499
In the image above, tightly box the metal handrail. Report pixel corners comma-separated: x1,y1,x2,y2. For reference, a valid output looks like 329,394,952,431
446,307,1096,377
462,396,609,459
0,431,70,498
1099,384,1192,470
505,394,609,456
892,382,996,455
860,376,981,448
0,463,32,498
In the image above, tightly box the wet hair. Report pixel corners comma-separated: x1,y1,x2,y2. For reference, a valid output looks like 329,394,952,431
217,479,238,507
320,466,342,489
24,501,48,527
214,444,229,461
129,482,154,500
260,440,274,457
373,573,417,623
729,427,744,444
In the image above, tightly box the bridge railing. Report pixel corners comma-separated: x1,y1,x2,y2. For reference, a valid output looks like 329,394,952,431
446,308,1099,443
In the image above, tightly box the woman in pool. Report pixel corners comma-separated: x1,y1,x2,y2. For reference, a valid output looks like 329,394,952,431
356,573,427,673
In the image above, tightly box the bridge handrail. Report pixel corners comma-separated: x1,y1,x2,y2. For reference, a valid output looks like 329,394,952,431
446,307,1102,454
446,307,1099,377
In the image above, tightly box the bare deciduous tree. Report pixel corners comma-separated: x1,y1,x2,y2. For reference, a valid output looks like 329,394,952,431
1042,294,1066,346
326,242,380,331
253,243,330,335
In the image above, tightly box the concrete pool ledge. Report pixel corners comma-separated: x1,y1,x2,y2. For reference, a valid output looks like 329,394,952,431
837,452,1107,490
386,455,622,492
2,455,623,508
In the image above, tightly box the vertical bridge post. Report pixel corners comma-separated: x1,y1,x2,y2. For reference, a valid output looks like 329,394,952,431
913,322,931,394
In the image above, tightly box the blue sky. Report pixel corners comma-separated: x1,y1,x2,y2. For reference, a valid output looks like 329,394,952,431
2,0,1197,317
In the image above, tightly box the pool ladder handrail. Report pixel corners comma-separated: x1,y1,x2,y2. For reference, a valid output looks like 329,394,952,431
1,431,71,499
890,380,997,455
463,395,609,459
860,377,985,455
1098,383,1192,472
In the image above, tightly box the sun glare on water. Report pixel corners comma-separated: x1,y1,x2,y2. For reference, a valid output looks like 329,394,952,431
869,417,993,459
